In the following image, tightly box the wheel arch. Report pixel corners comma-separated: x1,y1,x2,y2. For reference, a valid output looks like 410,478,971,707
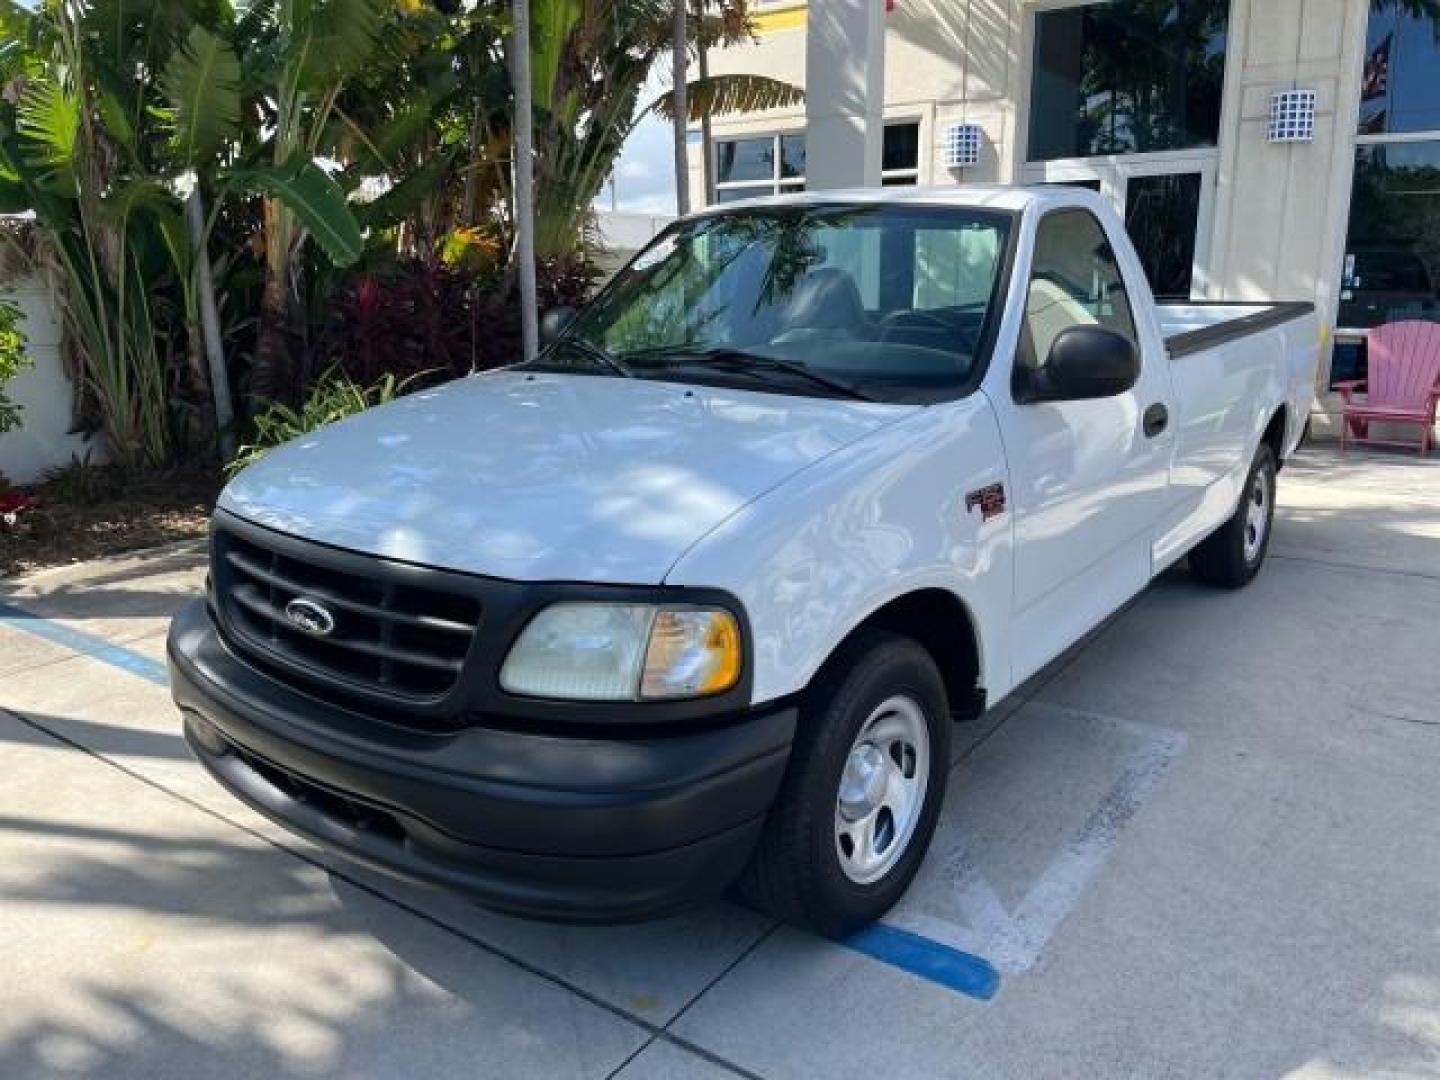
1261,404,1289,467
809,588,985,722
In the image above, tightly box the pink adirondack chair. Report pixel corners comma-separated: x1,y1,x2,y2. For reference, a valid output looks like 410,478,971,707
1336,321,1440,456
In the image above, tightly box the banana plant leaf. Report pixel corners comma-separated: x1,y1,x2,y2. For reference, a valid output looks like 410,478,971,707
352,149,459,233
227,156,364,268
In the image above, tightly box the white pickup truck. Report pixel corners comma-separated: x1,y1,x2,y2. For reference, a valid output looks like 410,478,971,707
169,187,1320,937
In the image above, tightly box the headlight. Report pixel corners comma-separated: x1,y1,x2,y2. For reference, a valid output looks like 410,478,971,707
499,603,742,702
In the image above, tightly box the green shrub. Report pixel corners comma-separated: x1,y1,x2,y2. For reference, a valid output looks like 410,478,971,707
227,368,424,475
0,297,32,436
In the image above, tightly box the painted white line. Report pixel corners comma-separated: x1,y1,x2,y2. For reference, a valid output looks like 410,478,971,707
883,707,1187,975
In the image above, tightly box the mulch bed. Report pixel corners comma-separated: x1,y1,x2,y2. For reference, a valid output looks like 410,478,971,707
0,467,221,578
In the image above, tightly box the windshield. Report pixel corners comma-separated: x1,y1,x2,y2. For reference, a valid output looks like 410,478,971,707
550,204,1014,403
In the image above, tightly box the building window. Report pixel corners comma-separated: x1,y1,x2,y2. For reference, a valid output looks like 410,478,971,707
1359,5,1440,135
1027,0,1230,162
714,134,805,202
1339,141,1440,327
1335,5,1440,386
882,122,921,186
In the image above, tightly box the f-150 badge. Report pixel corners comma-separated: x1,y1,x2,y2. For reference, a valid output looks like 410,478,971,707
966,483,1007,521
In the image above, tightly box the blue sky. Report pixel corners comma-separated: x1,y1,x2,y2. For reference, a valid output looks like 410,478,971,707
596,70,682,216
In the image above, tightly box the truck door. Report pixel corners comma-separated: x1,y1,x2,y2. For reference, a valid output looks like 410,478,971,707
994,207,1174,684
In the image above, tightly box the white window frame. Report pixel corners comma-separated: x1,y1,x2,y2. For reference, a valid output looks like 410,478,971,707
882,120,922,186
1017,0,1227,300
712,132,805,203
1020,149,1218,300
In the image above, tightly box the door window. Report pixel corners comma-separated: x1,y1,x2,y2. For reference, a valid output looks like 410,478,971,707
1021,210,1138,372
1124,172,1202,301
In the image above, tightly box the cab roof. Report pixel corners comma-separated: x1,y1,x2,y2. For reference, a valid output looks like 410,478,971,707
689,183,1097,219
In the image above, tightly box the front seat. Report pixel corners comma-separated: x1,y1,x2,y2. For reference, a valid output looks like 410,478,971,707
773,267,872,343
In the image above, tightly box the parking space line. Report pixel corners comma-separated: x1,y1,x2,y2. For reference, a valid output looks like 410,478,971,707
887,714,1187,977
0,600,169,685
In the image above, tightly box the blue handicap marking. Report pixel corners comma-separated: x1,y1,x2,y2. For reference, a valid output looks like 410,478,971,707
847,704,1186,1001
844,923,1001,1001
0,600,169,686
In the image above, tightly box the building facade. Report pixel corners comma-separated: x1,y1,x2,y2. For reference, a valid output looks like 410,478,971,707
693,0,1440,432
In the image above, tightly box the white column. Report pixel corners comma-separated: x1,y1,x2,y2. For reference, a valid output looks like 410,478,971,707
804,0,885,189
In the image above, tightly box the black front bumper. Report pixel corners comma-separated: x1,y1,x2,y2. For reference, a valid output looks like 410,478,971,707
168,600,796,921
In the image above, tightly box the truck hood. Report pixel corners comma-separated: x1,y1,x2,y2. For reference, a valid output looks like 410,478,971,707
220,371,915,583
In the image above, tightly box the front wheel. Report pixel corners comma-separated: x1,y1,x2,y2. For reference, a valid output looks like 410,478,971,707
734,629,951,939
1189,442,1278,588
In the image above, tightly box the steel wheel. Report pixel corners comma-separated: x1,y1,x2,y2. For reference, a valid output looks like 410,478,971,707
1243,465,1271,564
834,694,930,885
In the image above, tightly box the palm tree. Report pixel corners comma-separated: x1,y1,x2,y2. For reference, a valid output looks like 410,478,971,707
671,0,690,215
513,0,538,361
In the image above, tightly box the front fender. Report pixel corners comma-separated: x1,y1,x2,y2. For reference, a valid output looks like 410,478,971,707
665,398,1015,706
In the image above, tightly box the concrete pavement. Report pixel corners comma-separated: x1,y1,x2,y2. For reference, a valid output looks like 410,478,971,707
1,446,1438,1079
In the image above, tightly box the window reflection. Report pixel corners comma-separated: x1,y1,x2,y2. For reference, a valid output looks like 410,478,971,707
1125,173,1202,302
1340,142,1440,331
1359,5,1440,135
1028,0,1229,162
562,207,1013,403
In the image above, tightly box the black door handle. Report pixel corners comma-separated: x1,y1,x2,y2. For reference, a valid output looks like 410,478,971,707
1143,402,1169,438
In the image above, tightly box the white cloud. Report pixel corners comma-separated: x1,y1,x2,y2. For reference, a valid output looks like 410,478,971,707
593,67,680,216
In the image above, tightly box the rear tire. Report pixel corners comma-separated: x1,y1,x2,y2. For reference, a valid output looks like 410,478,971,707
735,629,951,939
1189,443,1277,589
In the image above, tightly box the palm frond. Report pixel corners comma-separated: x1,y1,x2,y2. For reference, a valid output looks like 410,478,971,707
650,73,803,122
162,24,243,165
298,0,388,88
16,76,80,169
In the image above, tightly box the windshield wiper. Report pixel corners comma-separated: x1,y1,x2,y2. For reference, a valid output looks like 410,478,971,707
625,346,877,402
546,336,635,378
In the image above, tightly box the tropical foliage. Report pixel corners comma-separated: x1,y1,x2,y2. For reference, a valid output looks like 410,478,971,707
0,0,796,474
0,294,29,435
227,367,423,473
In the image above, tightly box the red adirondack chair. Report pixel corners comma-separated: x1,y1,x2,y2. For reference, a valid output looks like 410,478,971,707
1336,321,1440,455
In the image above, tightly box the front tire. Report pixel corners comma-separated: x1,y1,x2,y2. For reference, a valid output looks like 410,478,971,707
735,629,951,939
1189,443,1278,588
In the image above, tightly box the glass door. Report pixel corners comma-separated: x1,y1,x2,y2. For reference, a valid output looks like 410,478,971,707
1022,153,1216,302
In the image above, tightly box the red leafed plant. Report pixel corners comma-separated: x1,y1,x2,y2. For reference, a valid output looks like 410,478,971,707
316,254,599,391
0,491,38,516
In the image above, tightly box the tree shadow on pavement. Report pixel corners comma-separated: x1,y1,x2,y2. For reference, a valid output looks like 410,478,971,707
0,813,643,1080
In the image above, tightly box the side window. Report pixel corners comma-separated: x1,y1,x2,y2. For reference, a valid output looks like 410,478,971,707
1020,209,1137,371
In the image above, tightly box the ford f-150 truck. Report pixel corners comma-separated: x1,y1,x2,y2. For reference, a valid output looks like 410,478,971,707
169,186,1321,937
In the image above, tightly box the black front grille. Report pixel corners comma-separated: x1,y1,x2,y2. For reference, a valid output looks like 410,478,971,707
213,525,481,704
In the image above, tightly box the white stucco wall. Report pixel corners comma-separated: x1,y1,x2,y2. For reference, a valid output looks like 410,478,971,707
593,211,673,278
0,280,101,485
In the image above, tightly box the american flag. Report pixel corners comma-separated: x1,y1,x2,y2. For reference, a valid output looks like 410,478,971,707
1362,33,1392,103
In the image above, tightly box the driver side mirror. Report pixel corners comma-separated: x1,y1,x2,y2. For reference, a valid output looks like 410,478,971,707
1018,325,1139,404
539,305,578,347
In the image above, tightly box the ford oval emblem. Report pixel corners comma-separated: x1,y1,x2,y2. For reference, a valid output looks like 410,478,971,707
284,597,336,637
